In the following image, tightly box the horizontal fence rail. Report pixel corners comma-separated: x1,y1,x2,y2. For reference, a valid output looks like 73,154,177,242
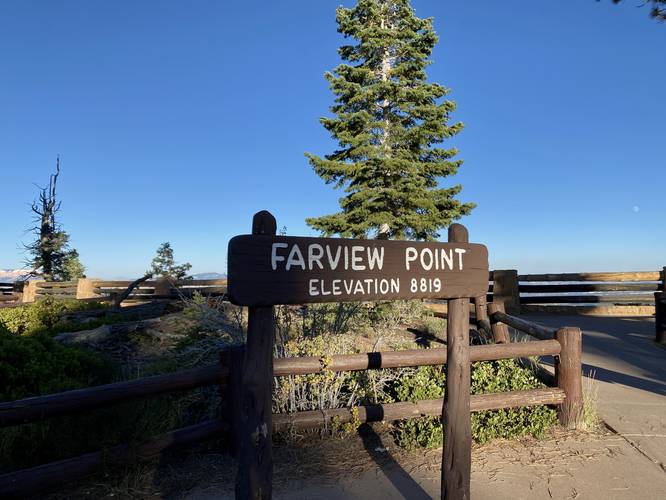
273,388,566,431
489,268,665,315
0,341,561,428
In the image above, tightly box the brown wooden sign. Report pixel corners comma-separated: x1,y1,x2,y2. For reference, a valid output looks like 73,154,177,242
227,235,489,306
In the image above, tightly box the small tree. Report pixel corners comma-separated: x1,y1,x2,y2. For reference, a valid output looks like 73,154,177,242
24,158,85,281
306,0,474,240
60,250,86,280
148,242,192,280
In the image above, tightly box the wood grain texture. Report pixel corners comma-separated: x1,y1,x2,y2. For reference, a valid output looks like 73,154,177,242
489,310,556,340
442,223,471,500
487,303,510,344
227,235,488,306
272,388,565,431
235,211,276,500
555,327,583,429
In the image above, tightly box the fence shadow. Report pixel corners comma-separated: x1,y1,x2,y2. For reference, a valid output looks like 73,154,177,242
357,423,432,500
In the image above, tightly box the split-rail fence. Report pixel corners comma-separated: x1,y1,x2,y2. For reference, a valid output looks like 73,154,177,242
0,300,581,499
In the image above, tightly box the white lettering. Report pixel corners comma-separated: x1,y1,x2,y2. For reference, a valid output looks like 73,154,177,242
420,248,434,271
379,279,389,294
455,248,466,270
343,280,354,294
367,247,384,270
308,244,324,270
271,243,288,271
332,279,342,295
390,278,399,293
309,279,319,296
405,247,418,270
326,245,342,270
352,246,366,270
441,249,453,270
286,244,306,270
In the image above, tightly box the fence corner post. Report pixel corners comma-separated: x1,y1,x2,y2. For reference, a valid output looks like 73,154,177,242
492,269,520,315
555,327,583,429
76,278,98,299
655,292,666,345
22,280,39,303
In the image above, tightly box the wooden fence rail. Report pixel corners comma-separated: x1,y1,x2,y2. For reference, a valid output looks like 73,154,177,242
0,304,580,499
5,268,664,317
490,268,665,316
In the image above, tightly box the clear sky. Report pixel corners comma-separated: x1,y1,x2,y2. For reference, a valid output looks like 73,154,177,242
1,1,664,278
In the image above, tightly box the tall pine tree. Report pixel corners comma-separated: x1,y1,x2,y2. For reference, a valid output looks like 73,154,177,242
306,0,473,240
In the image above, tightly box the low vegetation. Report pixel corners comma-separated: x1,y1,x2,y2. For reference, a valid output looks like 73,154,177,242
0,295,560,473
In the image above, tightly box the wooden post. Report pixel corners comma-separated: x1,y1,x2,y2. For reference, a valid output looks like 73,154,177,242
442,223,471,500
661,267,666,292
221,345,245,456
655,292,666,345
235,211,277,500
492,269,520,315
472,295,491,339
554,327,583,429
22,280,40,303
487,302,510,344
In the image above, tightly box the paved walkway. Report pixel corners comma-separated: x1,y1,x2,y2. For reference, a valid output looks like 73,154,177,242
522,314,666,471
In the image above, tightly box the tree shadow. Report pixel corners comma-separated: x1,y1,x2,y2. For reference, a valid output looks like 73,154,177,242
356,423,432,500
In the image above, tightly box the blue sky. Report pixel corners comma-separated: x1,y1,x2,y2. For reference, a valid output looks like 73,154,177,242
1,1,664,278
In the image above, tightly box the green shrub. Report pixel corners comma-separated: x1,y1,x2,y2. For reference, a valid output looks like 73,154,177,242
0,297,108,336
391,359,558,449
0,329,218,471
0,330,112,401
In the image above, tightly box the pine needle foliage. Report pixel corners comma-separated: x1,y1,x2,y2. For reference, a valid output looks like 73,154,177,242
306,0,474,240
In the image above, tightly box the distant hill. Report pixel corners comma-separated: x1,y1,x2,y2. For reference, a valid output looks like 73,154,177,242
0,269,30,283
191,272,226,280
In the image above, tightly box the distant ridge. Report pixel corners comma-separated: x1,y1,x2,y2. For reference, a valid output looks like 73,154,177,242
0,269,29,282
191,272,226,280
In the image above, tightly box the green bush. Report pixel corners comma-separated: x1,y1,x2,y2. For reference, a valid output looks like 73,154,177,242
0,297,107,336
0,329,218,471
0,330,112,401
391,359,558,449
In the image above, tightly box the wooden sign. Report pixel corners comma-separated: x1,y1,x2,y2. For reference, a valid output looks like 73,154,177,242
227,235,488,306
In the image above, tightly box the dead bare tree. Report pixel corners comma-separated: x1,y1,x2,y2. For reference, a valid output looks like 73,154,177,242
23,158,84,281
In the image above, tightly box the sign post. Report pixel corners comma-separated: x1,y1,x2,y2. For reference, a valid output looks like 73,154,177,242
235,211,277,500
228,210,488,500
442,224,471,500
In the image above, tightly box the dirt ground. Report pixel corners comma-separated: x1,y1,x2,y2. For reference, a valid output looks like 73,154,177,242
47,422,665,500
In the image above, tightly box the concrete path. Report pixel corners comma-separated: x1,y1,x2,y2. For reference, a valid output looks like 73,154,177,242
522,314,666,471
